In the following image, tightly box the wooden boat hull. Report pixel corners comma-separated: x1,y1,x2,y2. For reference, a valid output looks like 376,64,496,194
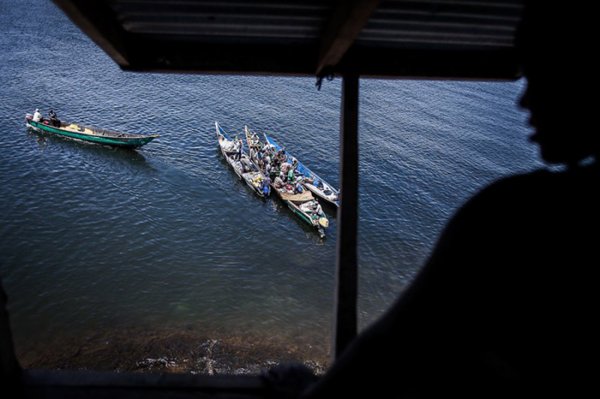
302,180,339,208
216,122,270,198
263,133,339,207
243,125,329,237
244,126,329,238
272,189,328,238
25,118,158,148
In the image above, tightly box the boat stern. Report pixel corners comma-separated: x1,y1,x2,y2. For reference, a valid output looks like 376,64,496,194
24,116,42,132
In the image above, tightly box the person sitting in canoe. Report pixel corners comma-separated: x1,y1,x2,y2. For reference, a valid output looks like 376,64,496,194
275,148,286,164
279,170,287,183
261,177,271,196
301,200,323,218
232,138,243,161
272,153,281,171
312,201,323,217
48,109,61,127
274,175,284,189
280,161,290,173
33,108,42,122
237,138,243,160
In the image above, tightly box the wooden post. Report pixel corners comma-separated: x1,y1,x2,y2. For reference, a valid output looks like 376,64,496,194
333,74,359,360
0,280,21,386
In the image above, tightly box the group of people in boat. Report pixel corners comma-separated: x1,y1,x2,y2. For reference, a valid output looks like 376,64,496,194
248,140,305,194
231,137,243,161
32,109,61,127
222,136,271,196
249,140,285,178
250,138,327,194
247,133,327,222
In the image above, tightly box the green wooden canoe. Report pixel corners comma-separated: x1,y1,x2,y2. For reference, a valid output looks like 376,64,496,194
25,114,159,148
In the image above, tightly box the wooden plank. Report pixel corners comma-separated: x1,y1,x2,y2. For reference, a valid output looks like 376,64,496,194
316,0,381,76
333,74,360,360
280,191,314,202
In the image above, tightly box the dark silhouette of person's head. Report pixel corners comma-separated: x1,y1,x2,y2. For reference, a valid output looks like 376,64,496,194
517,2,599,165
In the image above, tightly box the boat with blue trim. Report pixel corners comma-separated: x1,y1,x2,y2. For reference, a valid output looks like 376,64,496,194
263,133,339,207
244,125,329,238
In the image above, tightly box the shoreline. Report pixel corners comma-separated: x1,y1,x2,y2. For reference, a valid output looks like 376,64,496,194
16,326,329,375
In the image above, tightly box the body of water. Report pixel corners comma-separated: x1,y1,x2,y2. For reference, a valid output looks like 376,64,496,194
0,0,540,371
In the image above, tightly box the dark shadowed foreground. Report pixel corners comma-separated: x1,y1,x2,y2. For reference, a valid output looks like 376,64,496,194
18,327,328,375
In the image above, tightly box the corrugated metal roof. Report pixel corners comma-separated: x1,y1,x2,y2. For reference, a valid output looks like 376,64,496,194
53,0,524,79
359,0,522,49
113,0,330,42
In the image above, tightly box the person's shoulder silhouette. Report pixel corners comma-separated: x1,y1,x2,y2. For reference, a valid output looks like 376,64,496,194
303,2,599,398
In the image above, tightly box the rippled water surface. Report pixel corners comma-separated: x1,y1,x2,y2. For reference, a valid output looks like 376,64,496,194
0,0,540,367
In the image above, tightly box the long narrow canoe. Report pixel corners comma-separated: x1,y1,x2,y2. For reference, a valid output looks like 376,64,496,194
25,114,159,148
244,125,328,237
263,133,339,207
216,122,270,198
271,184,329,238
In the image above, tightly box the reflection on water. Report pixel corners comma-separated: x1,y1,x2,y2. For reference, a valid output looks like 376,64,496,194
28,128,150,163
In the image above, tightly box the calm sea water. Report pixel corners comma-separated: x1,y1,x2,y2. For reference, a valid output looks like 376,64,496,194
0,0,540,365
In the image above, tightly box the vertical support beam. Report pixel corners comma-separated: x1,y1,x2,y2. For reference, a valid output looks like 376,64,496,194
0,280,21,386
333,74,359,360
